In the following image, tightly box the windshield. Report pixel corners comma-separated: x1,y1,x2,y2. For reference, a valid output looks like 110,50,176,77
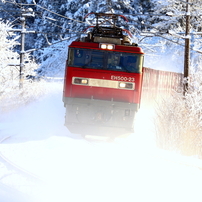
68,48,143,73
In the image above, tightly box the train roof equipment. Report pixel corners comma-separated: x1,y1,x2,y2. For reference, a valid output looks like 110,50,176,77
80,13,136,46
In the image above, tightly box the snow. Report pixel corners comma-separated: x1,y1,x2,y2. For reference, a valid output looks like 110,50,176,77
1,82,202,202
1,1,202,200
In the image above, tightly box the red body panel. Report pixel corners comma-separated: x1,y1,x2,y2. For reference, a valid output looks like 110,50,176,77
70,41,144,54
63,41,144,105
63,66,143,104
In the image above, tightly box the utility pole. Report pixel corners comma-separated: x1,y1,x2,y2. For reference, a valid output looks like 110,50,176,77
183,0,190,95
7,8,35,89
19,9,26,89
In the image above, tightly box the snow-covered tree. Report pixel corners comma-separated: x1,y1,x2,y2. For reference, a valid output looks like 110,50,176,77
0,20,38,87
31,0,149,75
0,20,44,112
0,21,20,88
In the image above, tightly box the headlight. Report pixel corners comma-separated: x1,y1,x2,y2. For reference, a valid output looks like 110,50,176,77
73,77,89,85
100,43,115,50
107,44,114,50
100,44,107,49
119,82,134,90
119,82,126,88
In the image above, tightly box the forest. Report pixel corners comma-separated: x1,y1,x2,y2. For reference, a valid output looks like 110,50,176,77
1,0,202,74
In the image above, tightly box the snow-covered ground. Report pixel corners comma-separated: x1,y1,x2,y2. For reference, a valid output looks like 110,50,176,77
1,82,202,202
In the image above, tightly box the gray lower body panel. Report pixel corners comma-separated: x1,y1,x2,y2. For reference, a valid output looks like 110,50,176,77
63,97,138,137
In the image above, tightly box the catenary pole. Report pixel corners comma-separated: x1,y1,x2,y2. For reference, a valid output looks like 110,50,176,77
7,8,35,89
183,0,190,95
19,9,26,89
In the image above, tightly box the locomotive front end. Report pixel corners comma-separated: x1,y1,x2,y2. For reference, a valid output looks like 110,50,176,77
62,13,144,139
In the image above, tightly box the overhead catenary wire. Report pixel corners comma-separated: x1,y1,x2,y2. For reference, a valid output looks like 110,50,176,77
141,32,202,55
178,0,194,6
0,8,21,23
1,0,202,55
2,1,91,26
4,0,22,9
0,2,87,45
2,0,201,38
41,16,71,31
32,0,91,26
2,0,92,34
0,5,78,38
32,12,84,37
26,35,78,54
129,17,202,55
177,0,202,10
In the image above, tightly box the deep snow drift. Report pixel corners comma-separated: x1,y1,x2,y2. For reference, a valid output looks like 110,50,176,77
1,82,202,202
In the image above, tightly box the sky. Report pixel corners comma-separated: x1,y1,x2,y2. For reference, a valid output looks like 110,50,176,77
1,82,202,202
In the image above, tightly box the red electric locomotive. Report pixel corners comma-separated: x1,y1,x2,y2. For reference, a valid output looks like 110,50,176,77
63,13,144,139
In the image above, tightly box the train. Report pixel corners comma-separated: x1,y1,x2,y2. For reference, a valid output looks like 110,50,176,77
62,13,182,139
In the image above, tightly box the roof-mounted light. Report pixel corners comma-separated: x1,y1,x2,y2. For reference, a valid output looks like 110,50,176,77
100,43,115,50
107,44,114,50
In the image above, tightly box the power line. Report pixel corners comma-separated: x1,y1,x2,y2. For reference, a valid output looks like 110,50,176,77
177,0,202,10
6,7,35,89
31,6,93,36
141,32,202,55
3,1,91,25
32,1,91,25
26,35,78,54
2,1,202,56
123,13,180,17
0,2,86,42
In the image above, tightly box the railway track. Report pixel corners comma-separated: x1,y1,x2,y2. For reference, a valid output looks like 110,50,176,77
0,180,32,202
0,136,44,201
